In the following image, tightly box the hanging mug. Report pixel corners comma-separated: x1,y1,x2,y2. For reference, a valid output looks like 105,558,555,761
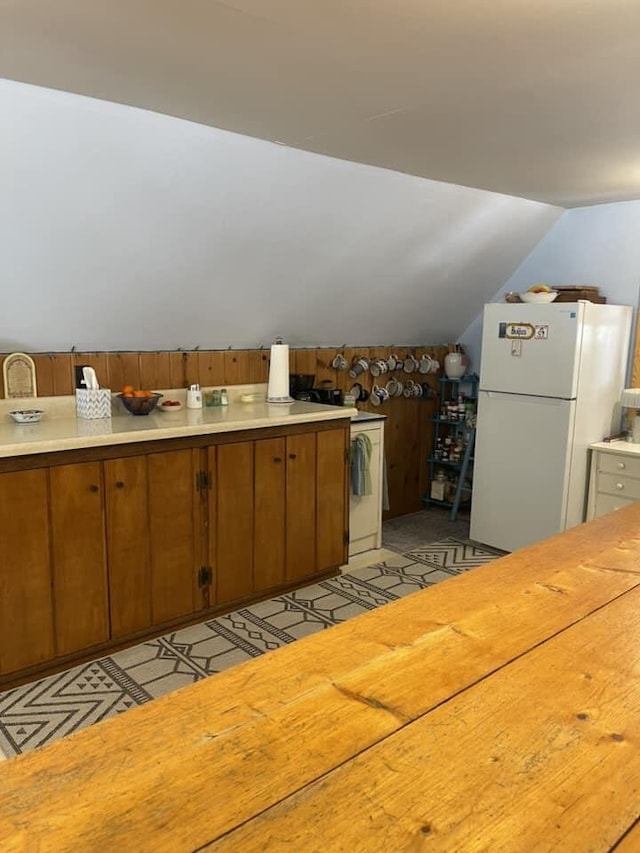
421,383,436,399
370,358,389,377
370,384,390,406
385,377,399,397
403,354,419,373
419,354,433,375
404,379,422,398
332,354,348,371
386,378,404,398
349,356,370,379
387,354,398,370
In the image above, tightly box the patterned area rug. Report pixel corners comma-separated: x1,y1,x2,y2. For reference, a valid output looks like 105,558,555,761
0,538,501,759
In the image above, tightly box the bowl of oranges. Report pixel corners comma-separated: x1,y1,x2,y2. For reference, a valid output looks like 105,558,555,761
118,386,163,416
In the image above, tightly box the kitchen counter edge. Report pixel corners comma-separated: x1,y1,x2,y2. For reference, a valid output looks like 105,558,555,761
0,402,358,459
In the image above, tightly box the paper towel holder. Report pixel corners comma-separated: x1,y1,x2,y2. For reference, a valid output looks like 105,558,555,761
266,336,294,403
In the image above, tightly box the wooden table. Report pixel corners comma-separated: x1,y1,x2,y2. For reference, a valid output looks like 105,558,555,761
3,505,640,851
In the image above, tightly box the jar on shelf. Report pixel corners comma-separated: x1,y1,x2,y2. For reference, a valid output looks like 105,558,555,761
445,477,458,503
444,352,466,379
430,470,447,501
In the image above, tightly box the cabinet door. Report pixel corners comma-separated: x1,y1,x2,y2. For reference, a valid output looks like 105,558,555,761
286,432,317,582
49,462,109,656
215,441,254,604
104,456,152,638
317,427,349,571
0,469,54,674
254,437,286,592
147,449,199,624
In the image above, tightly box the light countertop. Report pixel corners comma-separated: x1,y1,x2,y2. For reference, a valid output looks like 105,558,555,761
590,439,640,455
0,399,357,459
350,411,386,423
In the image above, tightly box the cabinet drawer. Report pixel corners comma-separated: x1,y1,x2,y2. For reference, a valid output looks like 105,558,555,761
597,452,640,478
594,492,638,519
597,471,640,500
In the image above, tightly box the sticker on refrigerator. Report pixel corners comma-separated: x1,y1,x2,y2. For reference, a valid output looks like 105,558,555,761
533,324,549,340
504,322,535,340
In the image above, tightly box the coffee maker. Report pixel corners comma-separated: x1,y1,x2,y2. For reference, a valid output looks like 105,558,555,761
290,374,343,406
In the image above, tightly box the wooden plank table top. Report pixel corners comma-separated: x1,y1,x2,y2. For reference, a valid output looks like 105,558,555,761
3,504,640,851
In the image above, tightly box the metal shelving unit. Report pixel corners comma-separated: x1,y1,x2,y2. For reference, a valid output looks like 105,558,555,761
423,373,478,521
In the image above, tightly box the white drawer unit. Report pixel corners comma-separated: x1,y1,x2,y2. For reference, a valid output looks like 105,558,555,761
587,441,640,521
349,417,385,557
597,453,640,478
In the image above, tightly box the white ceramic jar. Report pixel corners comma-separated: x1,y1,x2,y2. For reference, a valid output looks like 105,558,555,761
444,352,466,379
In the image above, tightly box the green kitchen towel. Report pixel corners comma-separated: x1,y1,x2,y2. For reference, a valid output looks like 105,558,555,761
350,433,373,496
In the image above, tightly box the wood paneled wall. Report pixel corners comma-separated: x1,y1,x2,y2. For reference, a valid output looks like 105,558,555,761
1,347,449,519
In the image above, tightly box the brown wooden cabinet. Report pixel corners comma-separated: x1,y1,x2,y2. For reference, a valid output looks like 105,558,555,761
147,449,200,623
210,427,349,602
0,469,54,675
49,462,109,656
104,449,200,637
212,442,254,605
316,428,350,573
254,437,286,591
104,455,152,639
286,432,318,583
0,418,350,687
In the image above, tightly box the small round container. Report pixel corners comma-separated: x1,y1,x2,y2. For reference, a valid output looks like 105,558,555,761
9,409,44,424
158,400,183,413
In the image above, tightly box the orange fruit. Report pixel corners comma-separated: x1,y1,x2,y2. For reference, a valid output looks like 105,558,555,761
133,390,147,398
122,384,134,396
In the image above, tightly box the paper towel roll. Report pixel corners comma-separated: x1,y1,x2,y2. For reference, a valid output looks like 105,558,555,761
266,339,293,403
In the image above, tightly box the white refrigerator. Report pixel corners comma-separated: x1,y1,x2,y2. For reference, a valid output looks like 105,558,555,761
469,301,632,552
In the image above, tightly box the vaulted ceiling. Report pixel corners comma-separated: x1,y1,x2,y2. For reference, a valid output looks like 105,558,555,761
2,0,640,207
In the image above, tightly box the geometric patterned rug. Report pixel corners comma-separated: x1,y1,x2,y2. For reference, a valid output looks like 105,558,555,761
0,537,501,760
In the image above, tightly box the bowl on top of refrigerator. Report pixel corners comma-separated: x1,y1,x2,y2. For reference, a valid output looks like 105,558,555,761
520,286,558,304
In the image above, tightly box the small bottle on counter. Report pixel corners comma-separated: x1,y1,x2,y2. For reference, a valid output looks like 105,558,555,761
220,388,229,406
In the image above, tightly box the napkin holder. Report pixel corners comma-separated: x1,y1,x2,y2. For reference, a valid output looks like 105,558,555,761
76,388,112,419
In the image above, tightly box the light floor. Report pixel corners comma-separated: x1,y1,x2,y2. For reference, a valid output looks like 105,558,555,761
0,508,498,761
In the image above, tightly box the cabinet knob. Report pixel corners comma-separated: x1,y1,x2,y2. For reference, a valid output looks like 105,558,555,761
273,456,282,463
89,484,99,493
289,453,297,460
617,462,626,469
616,482,625,490
115,481,125,489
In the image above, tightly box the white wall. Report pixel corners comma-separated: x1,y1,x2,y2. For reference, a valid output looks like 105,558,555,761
460,201,640,372
1,79,562,353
